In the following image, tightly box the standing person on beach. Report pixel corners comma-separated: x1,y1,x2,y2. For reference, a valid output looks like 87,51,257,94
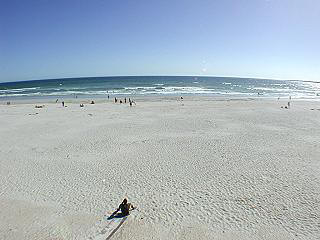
62,101,64,107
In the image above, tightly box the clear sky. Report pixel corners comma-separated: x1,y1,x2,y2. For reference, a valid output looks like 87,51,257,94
0,0,319,82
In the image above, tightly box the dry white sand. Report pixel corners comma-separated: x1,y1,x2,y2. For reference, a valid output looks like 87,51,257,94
0,97,319,240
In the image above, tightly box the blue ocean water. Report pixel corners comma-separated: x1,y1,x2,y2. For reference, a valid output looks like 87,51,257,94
0,76,319,99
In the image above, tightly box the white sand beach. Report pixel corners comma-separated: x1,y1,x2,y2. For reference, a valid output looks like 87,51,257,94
0,97,319,239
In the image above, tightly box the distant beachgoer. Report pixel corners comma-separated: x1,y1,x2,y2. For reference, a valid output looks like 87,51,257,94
129,101,132,107
91,100,95,104
277,97,280,100
108,95,110,99
120,100,123,104
115,97,117,103
6,101,10,105
288,102,290,108
124,97,127,103
56,99,59,103
116,199,134,216
180,96,183,100
129,98,131,103
80,104,84,107
289,96,292,100
62,101,65,107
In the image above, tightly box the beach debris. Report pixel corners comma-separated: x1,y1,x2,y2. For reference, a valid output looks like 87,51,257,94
28,113,39,115
88,113,93,116
35,105,45,108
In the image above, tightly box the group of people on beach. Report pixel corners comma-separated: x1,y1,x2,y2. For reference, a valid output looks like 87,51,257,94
278,96,292,109
54,96,136,108
114,97,135,106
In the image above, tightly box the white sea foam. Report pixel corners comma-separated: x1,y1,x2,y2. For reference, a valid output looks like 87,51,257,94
0,87,40,93
2,80,320,99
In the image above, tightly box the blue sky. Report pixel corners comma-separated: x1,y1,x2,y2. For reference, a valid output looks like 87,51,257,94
0,0,319,82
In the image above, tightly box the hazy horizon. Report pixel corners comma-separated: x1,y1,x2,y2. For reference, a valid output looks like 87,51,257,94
0,74,317,85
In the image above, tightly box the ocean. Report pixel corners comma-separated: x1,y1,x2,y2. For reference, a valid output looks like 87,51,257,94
0,76,319,100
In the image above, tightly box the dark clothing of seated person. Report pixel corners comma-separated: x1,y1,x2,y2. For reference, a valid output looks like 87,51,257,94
117,199,134,216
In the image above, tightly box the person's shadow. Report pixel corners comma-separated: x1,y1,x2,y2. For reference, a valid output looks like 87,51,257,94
107,210,127,220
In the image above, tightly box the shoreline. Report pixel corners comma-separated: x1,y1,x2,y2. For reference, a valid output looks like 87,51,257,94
1,94,320,105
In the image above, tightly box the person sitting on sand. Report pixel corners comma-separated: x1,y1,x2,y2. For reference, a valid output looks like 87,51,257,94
116,198,134,216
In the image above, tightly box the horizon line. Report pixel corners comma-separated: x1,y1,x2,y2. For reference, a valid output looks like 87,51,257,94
0,74,313,85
